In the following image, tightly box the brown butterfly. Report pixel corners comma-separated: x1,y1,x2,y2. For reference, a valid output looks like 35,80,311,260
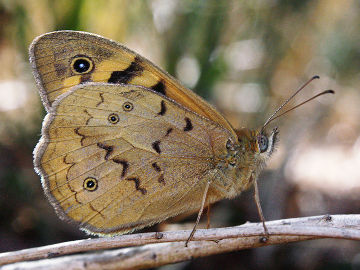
30,31,332,244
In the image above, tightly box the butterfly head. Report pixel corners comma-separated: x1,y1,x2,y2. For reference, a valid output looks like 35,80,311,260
218,127,278,194
235,127,278,186
235,127,279,160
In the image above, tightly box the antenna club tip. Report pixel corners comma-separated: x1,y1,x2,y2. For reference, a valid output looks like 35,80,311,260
312,75,320,80
327,90,335,94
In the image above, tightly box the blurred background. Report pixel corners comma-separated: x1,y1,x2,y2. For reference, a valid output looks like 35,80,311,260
0,0,359,269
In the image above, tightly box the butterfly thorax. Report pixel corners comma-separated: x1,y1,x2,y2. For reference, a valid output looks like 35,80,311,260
212,127,278,199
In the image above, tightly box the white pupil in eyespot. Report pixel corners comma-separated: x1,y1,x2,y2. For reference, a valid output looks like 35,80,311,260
73,58,91,73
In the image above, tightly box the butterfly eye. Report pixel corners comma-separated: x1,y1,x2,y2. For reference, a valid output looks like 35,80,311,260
108,113,119,124
71,55,93,74
122,102,134,111
258,134,268,153
83,177,98,191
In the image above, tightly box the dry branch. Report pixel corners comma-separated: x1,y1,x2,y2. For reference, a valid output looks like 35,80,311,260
1,214,360,269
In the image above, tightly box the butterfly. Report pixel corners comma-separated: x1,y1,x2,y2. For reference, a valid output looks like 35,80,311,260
30,30,279,242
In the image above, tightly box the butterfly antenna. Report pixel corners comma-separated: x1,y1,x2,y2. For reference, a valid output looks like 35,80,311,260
262,75,332,131
265,90,334,124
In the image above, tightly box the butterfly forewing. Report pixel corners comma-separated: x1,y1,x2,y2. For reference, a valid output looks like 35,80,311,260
29,31,235,135
34,83,233,234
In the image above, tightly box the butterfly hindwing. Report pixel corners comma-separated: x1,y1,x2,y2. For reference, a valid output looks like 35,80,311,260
34,83,232,234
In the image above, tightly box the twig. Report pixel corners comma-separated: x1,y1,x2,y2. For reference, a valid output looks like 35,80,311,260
1,214,360,269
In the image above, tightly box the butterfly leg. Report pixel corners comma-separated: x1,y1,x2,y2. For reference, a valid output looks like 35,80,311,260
206,202,211,229
253,177,269,242
185,180,210,247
